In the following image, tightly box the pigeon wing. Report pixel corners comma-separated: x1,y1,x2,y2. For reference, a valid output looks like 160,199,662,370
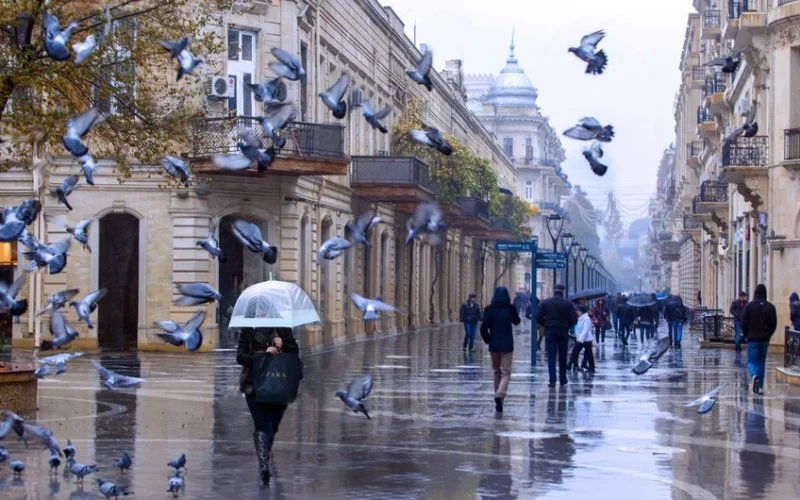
347,374,373,400
704,383,727,399
351,293,369,311
271,47,301,71
90,360,113,382
75,217,93,233
7,274,25,298
213,154,252,170
84,288,107,307
577,117,603,130
266,104,297,132
731,47,746,59
374,105,392,120
67,108,102,138
705,57,727,67
237,127,261,149
182,310,207,333
326,74,351,102
360,100,375,117
416,49,433,76
589,141,603,158
178,282,215,299
49,311,69,338
579,30,605,51
355,211,376,233
423,126,446,144
154,320,181,333
563,126,598,141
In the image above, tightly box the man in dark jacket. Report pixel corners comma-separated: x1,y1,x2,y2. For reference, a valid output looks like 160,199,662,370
617,296,634,346
730,290,749,351
536,284,578,387
741,284,776,394
480,287,521,412
525,296,543,349
459,292,482,352
608,293,621,336
790,292,800,332
663,296,678,346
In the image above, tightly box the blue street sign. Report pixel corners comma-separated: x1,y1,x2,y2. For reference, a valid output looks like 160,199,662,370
537,260,567,269
495,241,534,252
536,252,566,261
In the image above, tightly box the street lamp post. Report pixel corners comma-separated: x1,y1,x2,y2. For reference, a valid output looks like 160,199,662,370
570,242,581,296
545,214,564,293
579,247,588,291
561,232,574,296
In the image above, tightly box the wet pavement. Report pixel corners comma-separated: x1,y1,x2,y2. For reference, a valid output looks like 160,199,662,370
2,324,800,499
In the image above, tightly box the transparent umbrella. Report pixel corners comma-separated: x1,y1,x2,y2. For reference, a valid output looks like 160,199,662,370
228,281,320,329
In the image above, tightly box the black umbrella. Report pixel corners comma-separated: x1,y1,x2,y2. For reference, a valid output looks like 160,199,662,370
628,294,656,308
569,288,606,302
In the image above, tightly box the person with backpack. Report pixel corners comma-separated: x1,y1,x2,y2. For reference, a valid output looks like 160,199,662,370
459,292,482,352
480,287,521,412
741,284,777,394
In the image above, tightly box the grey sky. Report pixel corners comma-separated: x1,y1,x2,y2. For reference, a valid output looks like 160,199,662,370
388,0,693,224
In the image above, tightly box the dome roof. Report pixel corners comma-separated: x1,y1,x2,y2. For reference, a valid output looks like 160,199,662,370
486,35,538,104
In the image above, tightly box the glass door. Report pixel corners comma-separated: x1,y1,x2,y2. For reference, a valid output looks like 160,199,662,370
227,28,257,117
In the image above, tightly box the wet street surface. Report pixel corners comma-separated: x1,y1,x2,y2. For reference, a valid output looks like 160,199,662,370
2,325,800,499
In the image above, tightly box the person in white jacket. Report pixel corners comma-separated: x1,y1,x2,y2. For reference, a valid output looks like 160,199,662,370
567,306,595,372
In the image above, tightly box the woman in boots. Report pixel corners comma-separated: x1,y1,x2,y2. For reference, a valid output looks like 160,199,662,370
237,327,300,485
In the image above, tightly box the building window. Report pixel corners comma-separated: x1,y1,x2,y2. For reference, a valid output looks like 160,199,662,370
525,180,534,201
94,19,137,116
525,137,533,161
227,28,257,116
503,137,513,158
300,42,309,120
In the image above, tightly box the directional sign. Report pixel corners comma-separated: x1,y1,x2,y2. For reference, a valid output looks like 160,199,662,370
537,260,567,269
536,252,566,261
495,241,534,252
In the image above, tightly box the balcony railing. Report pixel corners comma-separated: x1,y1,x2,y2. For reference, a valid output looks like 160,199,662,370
683,215,701,230
778,0,797,7
658,232,673,241
350,156,432,189
538,201,560,212
692,196,701,214
703,10,721,29
722,136,768,167
191,116,345,160
688,140,704,157
729,0,763,18
457,197,490,222
700,181,728,203
697,106,711,124
692,66,707,81
785,128,800,161
785,327,800,370
703,74,727,97
524,157,559,168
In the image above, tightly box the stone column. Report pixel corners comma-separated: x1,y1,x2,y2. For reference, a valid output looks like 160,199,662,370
749,212,758,297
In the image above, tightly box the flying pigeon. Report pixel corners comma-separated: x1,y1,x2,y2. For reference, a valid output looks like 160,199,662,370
319,74,350,119
724,100,759,147
258,104,297,149
24,238,71,274
159,36,191,59
406,48,433,91
70,288,107,329
0,199,41,242
36,288,80,317
0,274,27,317
406,202,444,245
213,127,274,172
40,311,78,351
248,77,287,104
317,237,353,264
632,337,670,375
17,229,44,251
112,451,132,473
345,211,383,247
167,470,185,497
154,311,205,352
49,449,62,474
161,156,190,186
63,217,93,252
705,47,746,73
168,452,187,471
72,34,97,64
568,30,608,75
159,37,203,81
98,478,131,498
362,100,391,134
583,141,608,176
0,411,25,441
79,154,98,185
351,293,397,321
684,383,727,414
52,175,79,210
63,439,76,460
232,219,278,264
62,107,104,158
19,422,61,455
0,445,9,464
91,360,145,390
563,117,615,142
34,363,52,378
10,459,24,475
196,224,226,262
38,352,84,375
410,126,453,155
68,458,97,484
42,12,79,61
336,374,374,419
270,47,306,84
175,283,221,306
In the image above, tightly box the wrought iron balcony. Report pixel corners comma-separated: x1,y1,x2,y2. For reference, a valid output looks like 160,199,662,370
697,106,711,124
660,241,682,262
700,181,728,203
456,197,490,223
692,66,706,81
785,128,800,161
683,215,701,230
692,196,702,214
190,116,347,175
702,10,721,39
703,74,727,97
688,140,704,158
350,156,434,209
722,136,768,167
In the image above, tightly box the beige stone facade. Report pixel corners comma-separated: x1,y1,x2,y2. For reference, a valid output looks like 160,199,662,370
0,0,530,351
660,0,800,348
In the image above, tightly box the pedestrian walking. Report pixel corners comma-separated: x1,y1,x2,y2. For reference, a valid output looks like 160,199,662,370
480,287,521,413
730,291,748,351
513,288,530,331
537,284,578,387
590,297,610,343
609,293,621,336
617,296,634,346
525,296,543,349
789,292,800,331
741,284,777,394
237,327,302,485
635,304,654,343
664,295,678,345
459,292,482,352
672,295,687,348
567,305,595,372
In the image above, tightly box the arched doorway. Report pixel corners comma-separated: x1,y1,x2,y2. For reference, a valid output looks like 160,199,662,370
98,213,139,349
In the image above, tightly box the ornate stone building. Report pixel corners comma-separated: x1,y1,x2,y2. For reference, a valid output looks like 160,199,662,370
0,0,521,351
465,36,571,298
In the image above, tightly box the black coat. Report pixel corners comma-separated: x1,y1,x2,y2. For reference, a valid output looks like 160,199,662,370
536,294,578,332
460,301,482,324
480,287,521,353
664,300,687,322
741,285,777,342
617,303,635,325
237,328,300,396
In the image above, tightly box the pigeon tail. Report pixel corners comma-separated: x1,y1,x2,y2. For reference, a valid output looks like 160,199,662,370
587,50,608,75
55,191,73,211
598,125,615,142
424,79,433,92
361,406,371,419
332,101,347,119
437,143,453,156
632,360,652,375
697,398,716,414
62,137,88,158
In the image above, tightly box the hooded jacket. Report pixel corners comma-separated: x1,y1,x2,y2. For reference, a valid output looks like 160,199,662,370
790,292,800,331
480,287,521,353
741,285,777,342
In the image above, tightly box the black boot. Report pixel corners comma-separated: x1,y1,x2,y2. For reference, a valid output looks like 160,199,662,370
254,431,270,485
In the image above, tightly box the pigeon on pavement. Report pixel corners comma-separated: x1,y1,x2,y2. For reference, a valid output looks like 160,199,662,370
684,383,727,414
167,452,187,471
409,126,453,155
583,141,608,176
91,360,145,390
70,288,107,329
68,458,97,484
49,449,62,474
351,293,397,321
10,459,24,475
36,289,80,317
318,237,353,264
319,74,350,119
113,451,132,473
563,117,615,142
40,311,79,351
167,470,185,497
63,439,76,460
232,219,278,264
406,48,433,91
154,310,206,352
98,478,131,498
336,374,374,419
196,224,226,262
42,12,79,61
270,47,306,83
568,30,608,75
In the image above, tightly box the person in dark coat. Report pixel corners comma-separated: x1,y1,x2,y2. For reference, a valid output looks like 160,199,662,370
608,293,621,335
459,292,482,352
741,284,777,394
671,296,688,348
663,296,678,346
480,287,520,412
730,290,749,351
536,284,578,387
789,292,800,332
617,296,634,346
237,327,301,485
590,297,610,343
525,296,543,349
635,303,654,343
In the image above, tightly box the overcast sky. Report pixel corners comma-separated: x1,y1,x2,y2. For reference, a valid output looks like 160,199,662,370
388,0,694,225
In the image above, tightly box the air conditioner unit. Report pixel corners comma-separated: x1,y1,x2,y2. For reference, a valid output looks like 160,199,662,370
207,76,235,99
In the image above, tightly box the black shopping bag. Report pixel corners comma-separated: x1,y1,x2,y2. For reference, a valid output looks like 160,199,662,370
254,353,303,404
